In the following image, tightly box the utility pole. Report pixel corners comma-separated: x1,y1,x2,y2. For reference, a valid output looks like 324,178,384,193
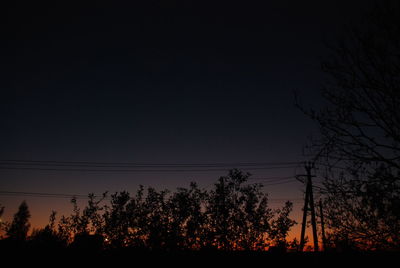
298,162,319,252
299,177,309,251
319,199,327,251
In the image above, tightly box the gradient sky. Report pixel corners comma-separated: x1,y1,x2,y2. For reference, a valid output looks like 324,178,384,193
1,1,374,240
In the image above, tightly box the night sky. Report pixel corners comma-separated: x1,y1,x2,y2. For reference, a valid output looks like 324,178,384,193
1,1,373,237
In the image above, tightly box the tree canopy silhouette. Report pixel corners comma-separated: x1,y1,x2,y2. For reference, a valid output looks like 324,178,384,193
300,0,400,250
6,201,31,241
3,169,295,252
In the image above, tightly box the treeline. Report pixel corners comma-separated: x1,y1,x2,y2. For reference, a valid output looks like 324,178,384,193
0,169,297,252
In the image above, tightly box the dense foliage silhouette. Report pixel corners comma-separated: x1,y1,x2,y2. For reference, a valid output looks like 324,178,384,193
4,171,397,266
0,169,296,253
6,201,30,242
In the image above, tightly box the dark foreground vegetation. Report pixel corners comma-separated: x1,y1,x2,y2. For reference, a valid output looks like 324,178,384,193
0,170,297,252
0,240,398,267
1,169,399,266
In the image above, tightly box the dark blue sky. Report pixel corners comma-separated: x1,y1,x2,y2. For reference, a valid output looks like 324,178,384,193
0,1,374,229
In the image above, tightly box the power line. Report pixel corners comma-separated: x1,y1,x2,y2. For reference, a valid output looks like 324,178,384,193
250,176,294,181
0,191,91,199
262,180,297,186
0,165,299,173
0,159,302,167
247,176,297,186
0,159,302,174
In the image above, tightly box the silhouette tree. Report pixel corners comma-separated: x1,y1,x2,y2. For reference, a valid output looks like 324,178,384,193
57,193,107,244
206,169,276,250
206,169,247,250
165,182,207,250
142,187,171,250
103,191,133,248
60,194,108,251
83,193,107,234
29,211,66,250
234,181,272,250
7,169,296,252
124,186,147,249
57,214,74,244
299,0,400,250
69,196,87,234
6,201,31,241
269,201,296,249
